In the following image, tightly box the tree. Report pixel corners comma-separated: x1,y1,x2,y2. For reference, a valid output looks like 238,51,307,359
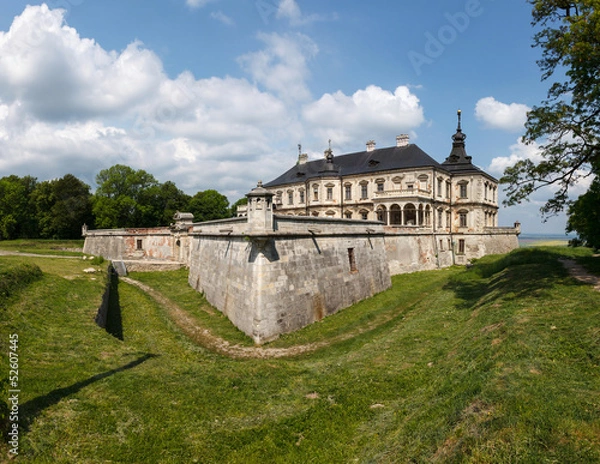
92,165,159,229
32,174,93,239
188,189,230,222
0,175,38,239
137,181,191,226
501,1,600,216
566,177,600,248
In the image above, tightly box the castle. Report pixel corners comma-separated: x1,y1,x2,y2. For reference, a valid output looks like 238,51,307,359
83,113,520,343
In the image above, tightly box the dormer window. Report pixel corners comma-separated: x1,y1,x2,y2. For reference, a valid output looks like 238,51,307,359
369,159,380,167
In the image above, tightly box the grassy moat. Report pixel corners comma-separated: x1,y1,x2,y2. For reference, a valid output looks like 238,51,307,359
1,241,599,463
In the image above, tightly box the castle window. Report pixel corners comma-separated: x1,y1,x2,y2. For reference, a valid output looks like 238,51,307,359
459,181,468,199
445,181,451,199
313,185,319,201
360,210,369,220
458,239,466,254
136,239,143,250
344,184,352,200
439,239,444,251
437,178,443,197
377,182,384,192
299,190,305,204
459,211,468,228
348,248,357,273
360,183,368,199
326,187,333,200
345,211,352,219
437,209,443,228
287,191,293,205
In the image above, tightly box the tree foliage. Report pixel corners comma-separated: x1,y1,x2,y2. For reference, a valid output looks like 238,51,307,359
501,1,600,216
0,164,233,239
92,165,160,229
566,177,600,248
188,189,231,222
32,174,94,239
0,175,38,239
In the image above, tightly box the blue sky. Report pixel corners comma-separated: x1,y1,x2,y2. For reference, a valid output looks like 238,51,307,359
0,0,584,234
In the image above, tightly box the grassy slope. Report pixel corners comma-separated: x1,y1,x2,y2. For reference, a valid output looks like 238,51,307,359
1,247,599,463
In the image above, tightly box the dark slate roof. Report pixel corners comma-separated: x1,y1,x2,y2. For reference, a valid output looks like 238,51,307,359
264,144,444,187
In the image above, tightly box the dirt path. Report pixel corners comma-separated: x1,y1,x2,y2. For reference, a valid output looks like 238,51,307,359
0,250,81,259
120,277,326,359
558,258,600,291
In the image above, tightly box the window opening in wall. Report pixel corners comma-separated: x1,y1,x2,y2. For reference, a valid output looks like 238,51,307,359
288,191,293,205
136,239,143,250
327,187,333,200
439,239,444,251
361,183,368,199
360,210,369,220
459,182,468,199
377,182,384,192
299,190,305,203
348,248,357,272
345,184,352,200
458,239,465,254
445,181,451,198
313,185,319,201
459,211,468,228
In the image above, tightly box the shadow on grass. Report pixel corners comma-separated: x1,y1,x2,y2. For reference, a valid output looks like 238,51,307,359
445,248,571,310
20,353,158,433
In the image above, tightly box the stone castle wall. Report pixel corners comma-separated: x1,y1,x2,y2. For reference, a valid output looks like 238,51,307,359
188,228,391,343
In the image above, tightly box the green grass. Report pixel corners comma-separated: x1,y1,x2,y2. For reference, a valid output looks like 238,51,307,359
1,246,600,463
0,239,84,256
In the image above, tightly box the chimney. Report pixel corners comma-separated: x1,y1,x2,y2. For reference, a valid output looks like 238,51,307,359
396,134,409,147
298,153,308,165
366,140,376,152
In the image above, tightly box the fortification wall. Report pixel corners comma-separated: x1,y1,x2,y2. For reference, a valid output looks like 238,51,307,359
384,228,520,275
188,227,391,344
83,227,176,261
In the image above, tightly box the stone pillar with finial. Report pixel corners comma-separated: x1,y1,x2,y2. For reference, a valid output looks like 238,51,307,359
246,181,275,232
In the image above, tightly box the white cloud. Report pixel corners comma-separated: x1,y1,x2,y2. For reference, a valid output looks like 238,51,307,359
0,5,164,122
475,97,530,132
276,0,332,26
210,10,234,26
302,85,425,148
237,32,318,103
487,138,543,176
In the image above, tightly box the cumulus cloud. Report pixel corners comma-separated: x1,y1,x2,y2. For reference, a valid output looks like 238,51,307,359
0,5,164,122
475,97,530,132
238,32,318,103
302,85,425,148
0,5,297,198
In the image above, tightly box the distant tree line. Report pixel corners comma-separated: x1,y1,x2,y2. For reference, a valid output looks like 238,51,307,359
0,164,247,240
